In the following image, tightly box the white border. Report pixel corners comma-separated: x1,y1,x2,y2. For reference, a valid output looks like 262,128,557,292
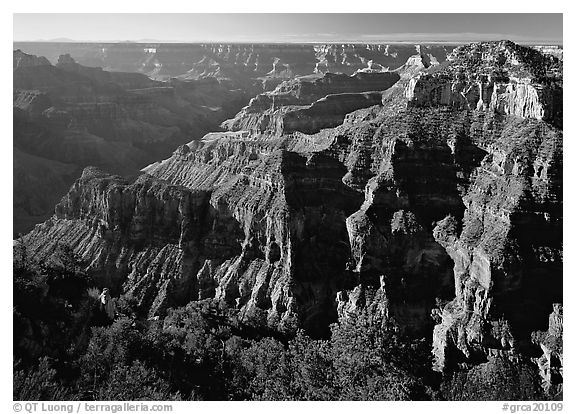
4,3,572,413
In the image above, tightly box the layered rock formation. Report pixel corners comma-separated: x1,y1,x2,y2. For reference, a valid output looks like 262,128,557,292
313,43,448,74
18,40,562,398
406,41,562,126
13,50,248,235
24,138,362,333
55,53,158,90
14,42,454,82
430,114,562,373
222,71,400,135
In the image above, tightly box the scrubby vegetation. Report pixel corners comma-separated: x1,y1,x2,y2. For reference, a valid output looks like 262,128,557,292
13,241,547,401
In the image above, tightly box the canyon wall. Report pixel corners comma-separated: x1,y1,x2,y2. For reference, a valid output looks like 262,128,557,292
13,50,249,235
13,42,454,81
222,71,401,135
406,41,562,127
18,41,563,398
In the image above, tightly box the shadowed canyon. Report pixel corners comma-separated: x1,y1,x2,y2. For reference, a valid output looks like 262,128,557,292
13,40,562,401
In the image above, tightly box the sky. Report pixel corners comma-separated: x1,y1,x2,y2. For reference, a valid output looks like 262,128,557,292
13,13,563,44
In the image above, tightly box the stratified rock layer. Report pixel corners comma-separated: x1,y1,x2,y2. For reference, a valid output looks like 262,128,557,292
14,42,455,81
13,51,248,235
223,71,400,135
20,41,562,397
406,41,562,126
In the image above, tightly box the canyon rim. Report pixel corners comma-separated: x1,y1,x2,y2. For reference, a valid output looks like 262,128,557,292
12,12,563,404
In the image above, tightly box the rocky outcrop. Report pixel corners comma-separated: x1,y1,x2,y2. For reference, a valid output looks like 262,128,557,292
430,114,562,375
13,49,51,69
143,135,364,332
22,167,212,316
332,108,482,336
228,72,400,115
406,41,562,126
407,75,561,124
326,100,561,400
393,52,440,79
313,44,451,75
222,71,400,135
328,44,562,395
532,304,563,396
24,141,362,333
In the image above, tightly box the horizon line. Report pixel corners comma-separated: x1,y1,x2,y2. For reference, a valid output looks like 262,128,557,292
12,39,564,45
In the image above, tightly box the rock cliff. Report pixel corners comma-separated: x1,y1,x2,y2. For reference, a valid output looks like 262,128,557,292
222,71,400,135
13,49,51,69
13,42,454,87
406,41,562,126
13,51,249,236
18,40,562,398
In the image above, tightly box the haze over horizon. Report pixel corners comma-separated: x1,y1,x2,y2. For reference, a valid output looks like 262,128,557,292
13,13,563,44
